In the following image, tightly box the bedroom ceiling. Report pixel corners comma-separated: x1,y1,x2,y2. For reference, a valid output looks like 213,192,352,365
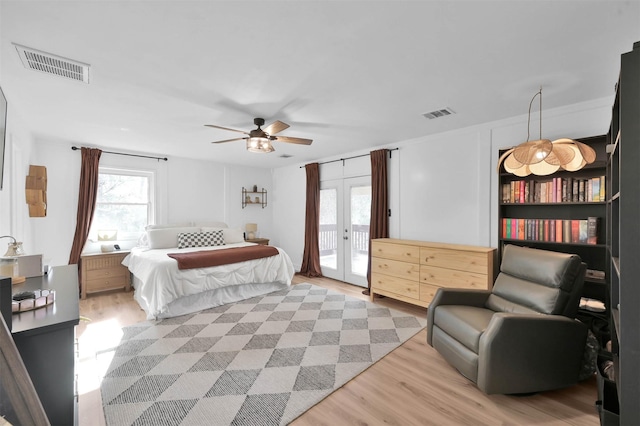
1,1,639,169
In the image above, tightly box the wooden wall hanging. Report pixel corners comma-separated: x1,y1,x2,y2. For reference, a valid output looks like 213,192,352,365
25,165,47,217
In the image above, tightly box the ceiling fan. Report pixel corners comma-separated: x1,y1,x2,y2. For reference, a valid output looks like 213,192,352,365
205,118,313,153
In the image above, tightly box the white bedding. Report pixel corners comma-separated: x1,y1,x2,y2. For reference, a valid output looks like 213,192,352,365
123,242,295,319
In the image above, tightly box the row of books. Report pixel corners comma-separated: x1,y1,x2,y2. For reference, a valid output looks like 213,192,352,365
502,176,606,204
502,217,599,244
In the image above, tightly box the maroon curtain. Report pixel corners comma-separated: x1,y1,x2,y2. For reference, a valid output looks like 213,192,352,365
364,149,389,295
300,163,323,277
68,147,102,268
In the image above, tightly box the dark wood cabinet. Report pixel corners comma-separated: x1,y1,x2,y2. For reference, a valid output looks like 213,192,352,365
602,41,640,426
497,135,609,303
10,265,80,426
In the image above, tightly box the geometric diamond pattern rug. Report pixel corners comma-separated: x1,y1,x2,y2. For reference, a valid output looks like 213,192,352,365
101,283,426,425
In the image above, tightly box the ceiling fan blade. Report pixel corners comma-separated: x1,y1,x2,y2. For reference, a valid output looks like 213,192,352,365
204,124,249,135
274,135,313,145
211,137,247,144
263,120,290,135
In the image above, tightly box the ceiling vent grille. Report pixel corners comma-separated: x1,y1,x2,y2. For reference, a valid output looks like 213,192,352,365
14,44,90,83
422,107,455,120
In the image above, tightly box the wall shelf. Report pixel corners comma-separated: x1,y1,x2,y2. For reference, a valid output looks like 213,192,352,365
242,187,267,209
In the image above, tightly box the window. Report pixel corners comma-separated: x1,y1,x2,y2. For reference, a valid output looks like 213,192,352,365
90,167,155,241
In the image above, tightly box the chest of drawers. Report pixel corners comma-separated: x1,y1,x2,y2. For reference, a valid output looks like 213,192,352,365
371,239,497,308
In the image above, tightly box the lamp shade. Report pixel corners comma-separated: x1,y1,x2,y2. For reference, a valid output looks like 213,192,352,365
0,235,25,257
245,223,258,239
247,138,275,153
498,139,596,177
497,89,596,177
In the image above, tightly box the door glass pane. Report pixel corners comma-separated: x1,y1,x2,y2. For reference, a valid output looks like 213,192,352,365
319,188,338,269
350,185,371,276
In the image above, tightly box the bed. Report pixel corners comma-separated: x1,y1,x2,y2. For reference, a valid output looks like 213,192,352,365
123,223,295,319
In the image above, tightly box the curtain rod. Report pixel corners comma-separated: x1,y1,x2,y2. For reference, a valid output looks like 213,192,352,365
71,146,168,161
300,147,398,168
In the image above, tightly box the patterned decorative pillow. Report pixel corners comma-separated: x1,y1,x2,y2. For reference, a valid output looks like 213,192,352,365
177,230,224,249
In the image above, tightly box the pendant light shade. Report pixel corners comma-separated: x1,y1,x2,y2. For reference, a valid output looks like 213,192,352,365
497,88,596,176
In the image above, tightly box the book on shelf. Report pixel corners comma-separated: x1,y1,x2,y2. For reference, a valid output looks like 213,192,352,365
585,268,605,280
502,176,606,204
579,220,588,243
578,180,585,202
600,176,607,201
571,220,579,243
563,220,571,243
591,177,600,202
587,216,599,244
518,219,524,240
502,217,599,244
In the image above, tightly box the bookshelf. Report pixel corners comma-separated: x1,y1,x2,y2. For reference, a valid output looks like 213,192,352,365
498,135,608,303
601,41,640,426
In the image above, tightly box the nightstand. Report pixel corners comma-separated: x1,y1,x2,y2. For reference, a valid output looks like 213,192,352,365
80,251,131,299
246,238,269,246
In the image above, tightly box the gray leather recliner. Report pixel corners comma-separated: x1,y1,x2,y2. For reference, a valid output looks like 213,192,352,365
426,244,588,394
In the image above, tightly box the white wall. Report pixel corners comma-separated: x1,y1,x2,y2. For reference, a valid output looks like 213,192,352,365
26,139,274,267
0,105,35,255
271,164,306,267
223,165,273,239
272,97,613,271
2,96,614,272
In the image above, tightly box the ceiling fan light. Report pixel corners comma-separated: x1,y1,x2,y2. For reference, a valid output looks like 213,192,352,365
246,137,274,153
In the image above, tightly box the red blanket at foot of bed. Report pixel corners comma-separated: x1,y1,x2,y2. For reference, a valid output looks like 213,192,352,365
168,245,280,269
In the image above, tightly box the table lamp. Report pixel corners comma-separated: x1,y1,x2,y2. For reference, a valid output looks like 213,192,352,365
246,223,258,240
0,235,26,284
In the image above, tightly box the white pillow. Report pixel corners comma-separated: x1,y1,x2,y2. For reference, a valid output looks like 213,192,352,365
137,233,149,247
146,222,192,230
202,227,245,244
148,227,200,249
194,221,228,229
223,228,245,244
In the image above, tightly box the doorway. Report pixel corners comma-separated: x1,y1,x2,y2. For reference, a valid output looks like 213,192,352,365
319,176,371,287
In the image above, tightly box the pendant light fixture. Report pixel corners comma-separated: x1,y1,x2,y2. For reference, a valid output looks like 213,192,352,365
497,88,596,177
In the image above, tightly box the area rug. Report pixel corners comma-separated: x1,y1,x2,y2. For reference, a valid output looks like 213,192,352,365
101,283,427,425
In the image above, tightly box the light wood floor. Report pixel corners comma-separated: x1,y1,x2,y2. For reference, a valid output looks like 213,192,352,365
77,275,600,426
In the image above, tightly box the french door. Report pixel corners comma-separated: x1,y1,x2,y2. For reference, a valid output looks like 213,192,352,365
319,176,371,287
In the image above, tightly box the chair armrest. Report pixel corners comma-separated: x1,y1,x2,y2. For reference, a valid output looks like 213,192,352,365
477,313,588,394
426,288,491,346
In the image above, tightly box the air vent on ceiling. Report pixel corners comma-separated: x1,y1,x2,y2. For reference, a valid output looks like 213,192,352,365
422,107,455,120
279,154,293,158
14,43,90,83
